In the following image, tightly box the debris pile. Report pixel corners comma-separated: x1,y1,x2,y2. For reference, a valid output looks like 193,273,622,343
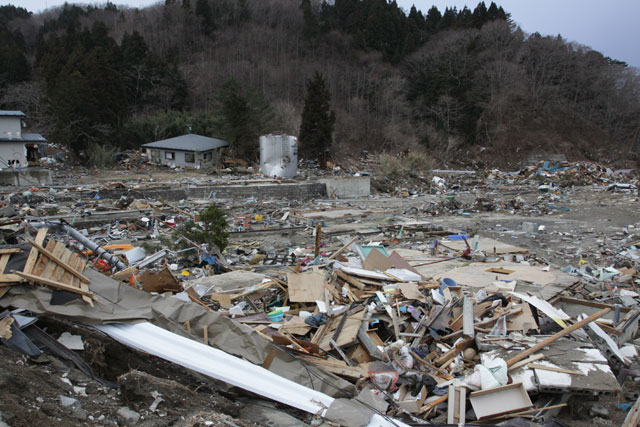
0,159,639,426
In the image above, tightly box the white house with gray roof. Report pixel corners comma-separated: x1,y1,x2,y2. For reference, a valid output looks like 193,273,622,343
142,134,228,168
0,110,46,168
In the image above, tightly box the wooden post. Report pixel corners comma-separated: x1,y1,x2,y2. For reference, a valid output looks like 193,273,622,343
314,223,322,258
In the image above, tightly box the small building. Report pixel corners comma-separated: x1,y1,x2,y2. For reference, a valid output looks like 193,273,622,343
142,134,228,169
0,110,46,168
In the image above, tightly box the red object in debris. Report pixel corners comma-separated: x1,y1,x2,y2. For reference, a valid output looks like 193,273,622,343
94,259,110,272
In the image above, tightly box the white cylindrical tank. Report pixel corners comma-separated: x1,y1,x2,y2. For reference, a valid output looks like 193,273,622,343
259,134,298,178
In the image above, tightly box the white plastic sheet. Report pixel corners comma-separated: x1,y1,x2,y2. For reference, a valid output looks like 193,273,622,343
98,322,333,415
97,322,409,427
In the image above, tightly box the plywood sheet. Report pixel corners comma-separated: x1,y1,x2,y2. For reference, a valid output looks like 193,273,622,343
318,316,362,351
363,249,392,271
398,282,424,300
435,262,568,288
287,271,326,302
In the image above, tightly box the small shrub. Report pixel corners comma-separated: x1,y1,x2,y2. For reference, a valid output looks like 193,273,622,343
380,154,403,178
174,204,229,252
380,152,433,178
87,143,115,168
404,152,433,172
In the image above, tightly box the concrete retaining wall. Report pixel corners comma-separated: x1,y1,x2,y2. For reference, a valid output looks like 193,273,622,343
97,182,327,201
319,176,370,198
0,169,52,186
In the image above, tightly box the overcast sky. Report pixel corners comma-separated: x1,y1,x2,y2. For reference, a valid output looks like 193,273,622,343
11,0,640,67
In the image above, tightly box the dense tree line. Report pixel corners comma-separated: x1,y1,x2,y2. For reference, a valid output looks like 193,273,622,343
0,0,638,166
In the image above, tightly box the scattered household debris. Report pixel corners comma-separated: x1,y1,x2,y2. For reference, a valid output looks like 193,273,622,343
0,158,639,425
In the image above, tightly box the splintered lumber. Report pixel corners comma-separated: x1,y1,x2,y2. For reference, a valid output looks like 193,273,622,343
0,316,13,339
297,354,368,380
506,307,610,367
527,364,584,376
26,238,89,283
23,227,47,275
0,274,23,283
435,337,475,366
0,248,21,255
335,270,365,290
508,354,544,371
623,394,640,427
16,271,95,299
328,236,358,260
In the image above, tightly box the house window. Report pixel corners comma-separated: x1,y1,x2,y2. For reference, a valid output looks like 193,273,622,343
203,152,212,161
165,151,175,160
185,152,195,163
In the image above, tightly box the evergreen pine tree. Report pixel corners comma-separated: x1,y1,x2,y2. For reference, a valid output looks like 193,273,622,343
195,0,215,35
472,1,488,28
299,72,335,165
425,6,441,33
300,0,319,40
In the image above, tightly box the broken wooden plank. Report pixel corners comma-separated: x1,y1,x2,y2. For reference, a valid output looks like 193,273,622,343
0,274,23,283
335,269,365,290
327,236,358,260
297,354,368,380
506,308,611,367
435,337,474,366
40,241,66,280
528,363,584,376
508,354,544,371
0,248,21,255
52,247,73,282
22,227,47,275
623,394,640,427
27,238,90,284
16,271,95,299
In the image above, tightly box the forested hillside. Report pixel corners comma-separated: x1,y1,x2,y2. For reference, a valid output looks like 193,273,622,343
0,0,638,167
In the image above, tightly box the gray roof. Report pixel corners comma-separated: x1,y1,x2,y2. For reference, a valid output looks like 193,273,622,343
142,133,229,151
22,133,46,142
0,133,47,143
142,134,228,152
0,110,25,117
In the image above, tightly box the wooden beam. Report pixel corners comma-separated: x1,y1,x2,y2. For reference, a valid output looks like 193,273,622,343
506,308,611,367
623,394,640,427
0,274,23,283
336,270,365,290
16,271,95,299
0,248,21,255
23,227,47,275
314,223,322,258
508,354,544,371
26,238,89,284
327,236,358,260
435,337,474,366
528,363,584,376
